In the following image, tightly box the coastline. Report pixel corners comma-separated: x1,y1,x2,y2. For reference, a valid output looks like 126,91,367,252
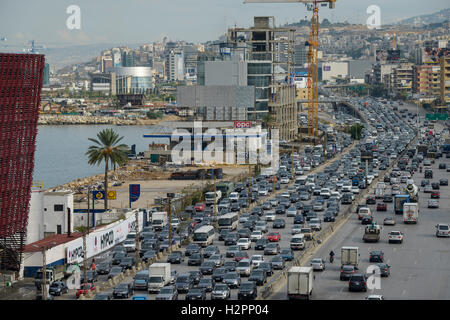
37,114,181,126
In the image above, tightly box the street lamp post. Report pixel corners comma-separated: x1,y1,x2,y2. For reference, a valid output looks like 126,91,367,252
167,193,175,253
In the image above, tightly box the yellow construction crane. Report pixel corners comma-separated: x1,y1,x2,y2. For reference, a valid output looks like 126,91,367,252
244,0,337,143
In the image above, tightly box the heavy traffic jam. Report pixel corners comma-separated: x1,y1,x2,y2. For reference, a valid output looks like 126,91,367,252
47,97,449,301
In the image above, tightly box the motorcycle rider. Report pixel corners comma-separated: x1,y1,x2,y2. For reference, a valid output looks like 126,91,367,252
329,250,335,263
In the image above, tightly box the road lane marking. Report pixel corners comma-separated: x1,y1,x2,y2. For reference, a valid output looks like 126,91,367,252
402,289,406,296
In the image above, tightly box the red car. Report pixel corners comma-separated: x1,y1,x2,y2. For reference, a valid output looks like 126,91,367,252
376,203,387,211
267,232,281,242
268,176,278,183
76,283,95,298
431,191,440,199
234,251,249,262
194,202,205,212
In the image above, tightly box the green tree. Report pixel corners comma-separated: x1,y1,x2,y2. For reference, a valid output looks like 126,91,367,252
86,129,129,210
350,123,364,140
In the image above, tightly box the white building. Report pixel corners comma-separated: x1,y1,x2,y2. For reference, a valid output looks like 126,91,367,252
27,188,74,244
321,61,349,81
166,49,184,82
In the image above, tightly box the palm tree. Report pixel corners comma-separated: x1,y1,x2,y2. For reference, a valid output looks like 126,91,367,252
86,128,129,210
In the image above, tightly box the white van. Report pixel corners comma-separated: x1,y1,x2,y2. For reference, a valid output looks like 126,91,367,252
290,234,305,250
358,207,372,220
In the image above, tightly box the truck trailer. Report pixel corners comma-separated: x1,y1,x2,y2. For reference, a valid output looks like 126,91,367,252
287,267,314,300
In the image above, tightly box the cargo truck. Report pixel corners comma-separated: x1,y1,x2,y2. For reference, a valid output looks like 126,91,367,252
287,267,314,300
151,212,168,231
35,266,65,289
148,263,171,293
394,195,410,215
375,187,384,199
205,190,222,205
341,247,360,268
403,203,418,224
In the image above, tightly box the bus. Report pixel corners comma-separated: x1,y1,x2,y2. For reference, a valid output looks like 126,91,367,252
217,213,239,231
216,181,234,198
193,225,215,247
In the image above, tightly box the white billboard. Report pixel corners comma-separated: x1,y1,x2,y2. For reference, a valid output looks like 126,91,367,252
66,210,143,264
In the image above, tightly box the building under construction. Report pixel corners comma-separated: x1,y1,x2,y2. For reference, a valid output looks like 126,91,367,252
227,17,298,141
0,53,45,272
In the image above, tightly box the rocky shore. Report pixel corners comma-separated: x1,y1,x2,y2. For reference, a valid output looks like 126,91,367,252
38,114,181,125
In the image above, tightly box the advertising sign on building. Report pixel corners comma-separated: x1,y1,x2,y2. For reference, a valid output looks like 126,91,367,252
235,121,252,129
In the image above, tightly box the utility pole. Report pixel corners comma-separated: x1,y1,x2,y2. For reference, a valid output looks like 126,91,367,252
167,193,174,253
135,210,140,266
87,187,90,231
41,248,47,301
213,175,218,229
291,145,295,178
82,231,88,288
248,164,252,207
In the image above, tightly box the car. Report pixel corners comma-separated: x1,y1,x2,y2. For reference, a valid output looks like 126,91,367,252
273,219,286,229
188,270,203,285
233,250,249,262
250,230,263,242
155,286,178,300
255,238,268,250
237,238,252,250
197,277,215,292
199,261,216,275
376,203,387,211
107,266,123,280
424,185,433,193
349,274,367,292
167,251,184,264
388,230,404,243
119,257,135,270
310,258,326,271
264,243,280,255
222,272,241,288
361,216,374,225
113,282,134,299
383,217,396,226
226,245,241,258
185,244,201,256
49,281,68,296
267,232,281,242
80,270,98,284
438,163,446,169
383,194,393,203
238,281,258,300
294,214,305,225
123,239,136,252
439,178,448,186
309,218,322,231
185,287,206,300
366,295,385,300
211,283,231,300
96,262,111,275
238,228,251,239
270,256,285,270
431,182,440,190
111,252,126,265
236,259,252,277
340,265,356,280
431,191,440,199
369,250,384,262
224,233,239,246
323,212,335,222
375,263,391,277
428,199,439,208
436,224,450,237
93,292,113,300
175,274,194,293
209,254,225,267
203,245,220,258
248,269,267,286
280,249,294,261
366,196,376,205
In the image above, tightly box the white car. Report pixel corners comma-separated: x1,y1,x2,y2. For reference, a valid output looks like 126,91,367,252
351,186,360,194
287,207,298,217
229,192,240,202
280,177,290,184
436,224,449,237
123,239,136,252
310,258,326,271
281,192,290,198
237,238,251,250
264,211,276,221
258,189,268,197
250,231,263,242
366,295,384,300
291,224,302,235
330,191,341,200
303,165,311,172
320,188,331,198
250,255,264,268
171,218,180,229
388,231,404,243
236,259,251,276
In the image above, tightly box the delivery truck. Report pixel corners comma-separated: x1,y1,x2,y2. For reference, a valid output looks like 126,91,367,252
204,190,222,205
287,267,314,300
362,224,381,243
394,195,410,215
403,203,418,224
151,212,168,231
341,246,360,268
35,266,65,289
148,263,171,293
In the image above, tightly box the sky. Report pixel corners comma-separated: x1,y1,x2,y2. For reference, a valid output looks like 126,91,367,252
0,0,448,48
